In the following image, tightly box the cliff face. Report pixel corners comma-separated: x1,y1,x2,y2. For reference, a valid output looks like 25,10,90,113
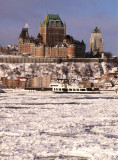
0,62,117,80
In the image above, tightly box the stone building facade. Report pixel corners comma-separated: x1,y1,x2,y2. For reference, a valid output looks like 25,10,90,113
1,77,26,88
18,14,86,58
90,27,103,54
40,14,66,46
26,74,52,89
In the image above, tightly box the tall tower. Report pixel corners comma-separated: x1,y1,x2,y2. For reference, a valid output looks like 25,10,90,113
40,14,66,46
18,25,30,53
90,27,103,53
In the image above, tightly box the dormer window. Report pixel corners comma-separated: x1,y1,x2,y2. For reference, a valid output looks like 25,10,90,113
50,20,55,26
56,20,60,26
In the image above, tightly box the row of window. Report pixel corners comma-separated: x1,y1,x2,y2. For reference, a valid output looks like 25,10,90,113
54,88,86,91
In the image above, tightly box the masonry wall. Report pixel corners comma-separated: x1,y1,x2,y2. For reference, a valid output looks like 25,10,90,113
46,27,65,46
0,57,117,63
40,26,65,46
18,36,85,58
40,26,47,44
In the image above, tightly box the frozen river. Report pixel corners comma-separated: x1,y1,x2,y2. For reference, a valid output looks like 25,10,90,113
0,90,118,160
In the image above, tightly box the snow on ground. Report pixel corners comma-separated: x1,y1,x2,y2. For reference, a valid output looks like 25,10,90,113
0,91,118,160
0,62,117,79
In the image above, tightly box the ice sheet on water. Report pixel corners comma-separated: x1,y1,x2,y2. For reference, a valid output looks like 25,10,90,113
0,91,118,160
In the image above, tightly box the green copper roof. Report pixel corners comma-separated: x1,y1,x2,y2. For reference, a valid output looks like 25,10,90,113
92,27,101,33
40,14,65,26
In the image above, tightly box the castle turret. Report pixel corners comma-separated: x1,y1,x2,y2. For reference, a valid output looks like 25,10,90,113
18,24,30,53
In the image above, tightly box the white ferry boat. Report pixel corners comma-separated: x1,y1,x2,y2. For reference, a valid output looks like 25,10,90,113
50,80,100,94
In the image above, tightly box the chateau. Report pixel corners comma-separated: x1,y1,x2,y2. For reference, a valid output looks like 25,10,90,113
18,14,86,58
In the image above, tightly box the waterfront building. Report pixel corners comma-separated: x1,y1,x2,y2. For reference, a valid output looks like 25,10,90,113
26,74,52,89
1,77,26,88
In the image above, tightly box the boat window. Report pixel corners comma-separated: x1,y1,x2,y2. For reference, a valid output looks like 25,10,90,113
62,88,68,92
87,88,92,91
80,89,86,91
94,88,99,91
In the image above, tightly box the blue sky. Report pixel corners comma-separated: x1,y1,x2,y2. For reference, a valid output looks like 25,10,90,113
0,0,118,55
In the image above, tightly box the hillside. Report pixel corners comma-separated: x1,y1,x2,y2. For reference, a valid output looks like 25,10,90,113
0,62,118,79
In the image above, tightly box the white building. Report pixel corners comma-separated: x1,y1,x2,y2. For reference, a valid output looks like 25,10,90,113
7,44,18,51
90,27,103,53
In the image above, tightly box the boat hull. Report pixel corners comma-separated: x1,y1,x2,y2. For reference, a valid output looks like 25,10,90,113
53,91,100,94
